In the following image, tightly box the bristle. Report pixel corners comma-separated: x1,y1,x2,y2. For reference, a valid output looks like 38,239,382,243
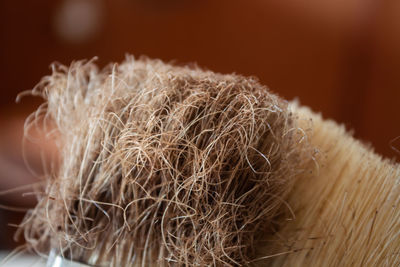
20,56,313,266
255,105,400,267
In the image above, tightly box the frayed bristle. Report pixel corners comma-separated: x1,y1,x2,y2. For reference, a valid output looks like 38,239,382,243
20,56,313,266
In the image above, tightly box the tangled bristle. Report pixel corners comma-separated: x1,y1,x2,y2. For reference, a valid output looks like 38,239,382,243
21,56,312,266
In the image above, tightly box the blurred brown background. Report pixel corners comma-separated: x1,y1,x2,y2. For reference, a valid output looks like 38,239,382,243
0,0,399,250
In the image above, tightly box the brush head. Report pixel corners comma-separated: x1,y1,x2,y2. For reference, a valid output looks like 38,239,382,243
21,56,312,266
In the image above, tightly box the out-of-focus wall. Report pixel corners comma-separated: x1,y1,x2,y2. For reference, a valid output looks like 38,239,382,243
0,0,399,249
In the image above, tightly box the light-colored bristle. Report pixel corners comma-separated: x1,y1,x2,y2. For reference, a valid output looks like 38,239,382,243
255,105,400,267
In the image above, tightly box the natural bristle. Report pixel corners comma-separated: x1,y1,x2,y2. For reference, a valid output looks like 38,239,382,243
20,56,312,266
